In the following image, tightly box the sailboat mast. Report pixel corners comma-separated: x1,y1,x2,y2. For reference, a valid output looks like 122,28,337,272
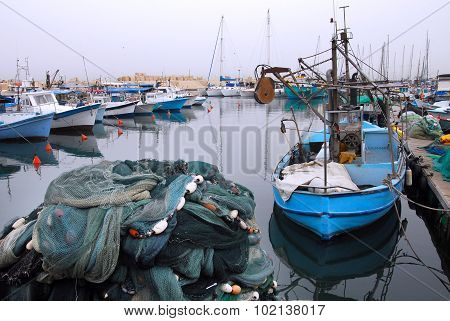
220,16,224,78
401,45,405,81
267,9,270,65
408,44,414,80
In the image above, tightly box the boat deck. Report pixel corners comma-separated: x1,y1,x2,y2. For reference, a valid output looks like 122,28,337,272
407,137,450,210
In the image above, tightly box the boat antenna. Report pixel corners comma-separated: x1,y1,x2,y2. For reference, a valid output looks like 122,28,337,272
207,16,223,86
339,5,350,97
267,9,270,65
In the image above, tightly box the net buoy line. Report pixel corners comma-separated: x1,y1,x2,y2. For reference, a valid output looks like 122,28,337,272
391,199,450,292
0,160,278,301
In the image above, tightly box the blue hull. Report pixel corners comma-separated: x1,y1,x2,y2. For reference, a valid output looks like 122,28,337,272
0,113,54,141
273,176,404,240
153,98,187,111
284,85,327,100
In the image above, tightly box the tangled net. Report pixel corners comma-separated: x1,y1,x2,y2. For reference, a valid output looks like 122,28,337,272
0,160,277,301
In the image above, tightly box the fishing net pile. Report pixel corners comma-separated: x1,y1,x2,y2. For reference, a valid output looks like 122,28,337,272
400,112,443,140
0,160,277,301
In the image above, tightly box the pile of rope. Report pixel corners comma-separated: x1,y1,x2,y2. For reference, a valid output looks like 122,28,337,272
0,160,277,301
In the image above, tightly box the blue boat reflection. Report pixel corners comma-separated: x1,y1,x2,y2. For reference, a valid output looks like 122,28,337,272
269,204,401,300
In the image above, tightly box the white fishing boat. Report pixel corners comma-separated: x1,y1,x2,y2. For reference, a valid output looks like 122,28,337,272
221,86,240,97
206,87,224,97
240,88,255,97
19,91,99,131
100,94,138,118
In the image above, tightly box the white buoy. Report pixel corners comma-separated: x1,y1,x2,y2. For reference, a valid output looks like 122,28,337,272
239,220,247,230
229,210,238,219
186,182,197,194
249,291,259,301
268,288,274,294
12,218,26,229
406,168,413,186
220,283,233,293
26,239,34,250
272,280,278,288
194,175,204,184
152,220,168,234
177,197,186,211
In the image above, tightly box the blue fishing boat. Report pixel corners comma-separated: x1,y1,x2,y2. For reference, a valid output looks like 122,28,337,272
284,82,327,100
272,118,406,240
0,112,54,141
144,87,187,111
254,25,406,240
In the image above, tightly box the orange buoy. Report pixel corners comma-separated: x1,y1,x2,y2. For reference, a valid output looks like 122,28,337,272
151,114,156,121
231,284,241,295
45,143,52,153
117,119,123,126
81,134,88,141
247,228,254,234
118,128,123,136
207,105,213,113
32,155,41,169
128,228,140,238
202,202,217,212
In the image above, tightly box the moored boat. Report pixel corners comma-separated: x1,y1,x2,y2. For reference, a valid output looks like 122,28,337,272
0,112,54,141
19,91,99,131
144,87,187,111
193,96,207,105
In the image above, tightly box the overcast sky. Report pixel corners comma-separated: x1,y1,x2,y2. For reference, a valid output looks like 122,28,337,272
1,0,449,81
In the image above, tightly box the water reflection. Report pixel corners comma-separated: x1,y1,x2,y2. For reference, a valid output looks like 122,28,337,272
269,205,401,300
49,133,102,158
0,141,58,179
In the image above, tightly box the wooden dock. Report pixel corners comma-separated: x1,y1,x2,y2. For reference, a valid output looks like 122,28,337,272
406,137,450,210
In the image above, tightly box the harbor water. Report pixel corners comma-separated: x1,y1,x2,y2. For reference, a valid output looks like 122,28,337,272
0,97,449,300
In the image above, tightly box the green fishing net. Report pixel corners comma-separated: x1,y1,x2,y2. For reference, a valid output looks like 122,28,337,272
0,159,276,301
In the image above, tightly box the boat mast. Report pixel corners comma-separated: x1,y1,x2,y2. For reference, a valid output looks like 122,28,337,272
220,16,224,79
339,6,350,95
401,44,405,81
267,9,270,65
206,16,222,86
408,44,414,81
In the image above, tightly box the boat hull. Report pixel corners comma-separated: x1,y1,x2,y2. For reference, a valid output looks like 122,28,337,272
284,85,327,100
221,89,240,96
193,97,207,105
206,89,223,97
0,112,54,141
240,89,255,97
134,102,155,115
95,106,106,123
153,98,187,111
273,176,404,240
104,101,137,118
183,96,196,107
51,103,99,130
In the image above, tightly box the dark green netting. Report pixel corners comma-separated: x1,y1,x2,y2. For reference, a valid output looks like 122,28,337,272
0,159,275,301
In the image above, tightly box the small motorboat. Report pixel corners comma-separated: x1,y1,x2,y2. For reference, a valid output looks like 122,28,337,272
144,87,187,111
0,112,54,141
193,96,207,105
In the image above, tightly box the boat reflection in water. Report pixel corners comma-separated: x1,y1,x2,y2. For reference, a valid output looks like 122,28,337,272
269,204,402,300
153,111,187,123
0,141,58,179
49,133,102,158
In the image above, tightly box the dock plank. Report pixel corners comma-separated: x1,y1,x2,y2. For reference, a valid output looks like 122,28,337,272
407,137,450,210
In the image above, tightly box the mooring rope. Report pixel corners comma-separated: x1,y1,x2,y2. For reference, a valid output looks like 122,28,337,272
384,179,450,212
